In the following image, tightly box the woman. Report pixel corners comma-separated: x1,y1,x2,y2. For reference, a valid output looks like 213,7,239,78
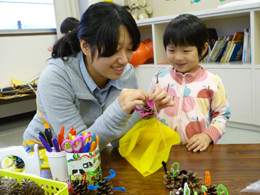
23,2,174,151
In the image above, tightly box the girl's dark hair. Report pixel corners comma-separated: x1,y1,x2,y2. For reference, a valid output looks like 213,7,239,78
52,2,140,61
163,14,209,61
60,17,79,34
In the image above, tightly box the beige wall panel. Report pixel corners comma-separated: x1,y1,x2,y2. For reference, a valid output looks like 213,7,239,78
131,0,238,18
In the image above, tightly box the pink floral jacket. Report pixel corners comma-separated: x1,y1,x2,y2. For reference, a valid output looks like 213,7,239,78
148,66,231,144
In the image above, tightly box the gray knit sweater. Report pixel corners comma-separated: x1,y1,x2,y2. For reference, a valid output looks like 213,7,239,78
23,52,141,151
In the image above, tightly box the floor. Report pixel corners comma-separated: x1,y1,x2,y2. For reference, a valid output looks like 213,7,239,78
0,111,260,147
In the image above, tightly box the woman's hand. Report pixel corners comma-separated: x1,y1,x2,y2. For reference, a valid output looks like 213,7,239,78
149,87,175,111
118,88,149,114
186,133,212,152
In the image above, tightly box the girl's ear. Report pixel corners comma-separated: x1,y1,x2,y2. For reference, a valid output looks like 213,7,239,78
80,39,91,57
202,42,209,56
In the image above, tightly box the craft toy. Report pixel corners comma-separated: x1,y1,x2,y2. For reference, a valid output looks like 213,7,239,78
217,184,229,195
184,182,190,195
134,97,157,118
86,169,125,195
163,163,230,195
202,171,230,195
205,171,211,185
162,161,203,194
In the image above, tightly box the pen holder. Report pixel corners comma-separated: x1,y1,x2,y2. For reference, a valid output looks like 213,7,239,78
66,146,102,184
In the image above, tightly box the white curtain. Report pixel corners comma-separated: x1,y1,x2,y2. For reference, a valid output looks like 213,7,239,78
53,0,80,39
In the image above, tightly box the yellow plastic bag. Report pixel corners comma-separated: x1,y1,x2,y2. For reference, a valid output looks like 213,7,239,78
119,118,180,177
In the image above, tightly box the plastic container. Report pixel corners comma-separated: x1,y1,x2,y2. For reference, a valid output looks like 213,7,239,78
46,151,69,182
0,169,68,195
66,146,102,184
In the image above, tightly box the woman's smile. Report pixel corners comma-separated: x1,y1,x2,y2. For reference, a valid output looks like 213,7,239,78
112,66,124,74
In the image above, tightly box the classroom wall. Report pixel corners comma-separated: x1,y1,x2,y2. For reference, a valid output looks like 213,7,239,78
126,0,239,18
78,0,126,17
0,0,239,87
0,34,56,86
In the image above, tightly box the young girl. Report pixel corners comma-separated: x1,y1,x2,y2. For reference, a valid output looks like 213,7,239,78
148,14,231,152
23,2,174,151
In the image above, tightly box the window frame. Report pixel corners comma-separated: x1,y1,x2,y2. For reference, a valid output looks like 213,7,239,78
0,0,57,34
0,29,56,36
0,0,80,38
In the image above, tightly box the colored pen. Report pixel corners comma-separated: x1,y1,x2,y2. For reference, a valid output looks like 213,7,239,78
69,133,73,141
82,142,91,153
52,138,61,152
45,128,53,147
39,132,47,141
66,126,76,139
95,135,99,148
89,141,96,152
92,133,96,143
58,126,65,149
39,135,52,152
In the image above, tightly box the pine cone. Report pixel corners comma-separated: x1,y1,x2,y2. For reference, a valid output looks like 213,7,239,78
142,105,156,119
70,178,89,195
205,184,217,195
20,178,45,195
163,169,182,189
0,178,20,195
185,171,203,195
95,179,113,195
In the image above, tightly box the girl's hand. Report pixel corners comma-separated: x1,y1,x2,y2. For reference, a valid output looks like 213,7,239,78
149,87,175,111
118,88,148,114
186,133,212,152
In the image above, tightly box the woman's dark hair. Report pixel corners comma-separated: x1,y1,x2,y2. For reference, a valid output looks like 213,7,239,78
60,17,79,34
163,14,209,61
52,2,140,61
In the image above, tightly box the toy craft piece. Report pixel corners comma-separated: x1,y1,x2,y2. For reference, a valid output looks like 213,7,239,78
134,97,157,118
202,171,227,194
0,145,41,176
87,169,125,194
202,184,228,195
163,161,203,194
128,0,153,20
217,184,229,195
119,101,180,177
129,38,153,66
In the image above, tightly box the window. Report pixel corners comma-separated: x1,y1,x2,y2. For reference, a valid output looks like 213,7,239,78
0,0,56,30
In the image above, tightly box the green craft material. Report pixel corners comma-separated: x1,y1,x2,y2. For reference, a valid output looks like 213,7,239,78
171,162,179,178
